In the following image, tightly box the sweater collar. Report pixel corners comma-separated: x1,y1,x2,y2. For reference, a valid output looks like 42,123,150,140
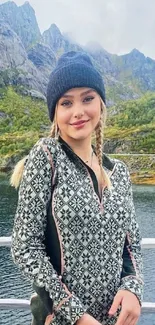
58,136,115,172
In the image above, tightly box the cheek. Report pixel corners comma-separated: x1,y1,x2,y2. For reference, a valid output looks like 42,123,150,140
86,97,101,118
56,110,71,127
86,105,101,121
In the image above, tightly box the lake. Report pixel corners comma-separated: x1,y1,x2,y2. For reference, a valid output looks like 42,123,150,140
0,174,155,324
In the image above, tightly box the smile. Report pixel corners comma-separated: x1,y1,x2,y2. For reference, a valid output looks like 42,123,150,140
70,120,89,126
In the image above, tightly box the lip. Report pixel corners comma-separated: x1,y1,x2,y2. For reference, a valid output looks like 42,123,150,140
70,119,89,126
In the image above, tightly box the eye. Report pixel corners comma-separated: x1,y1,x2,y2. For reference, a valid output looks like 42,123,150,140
61,100,72,107
83,96,94,103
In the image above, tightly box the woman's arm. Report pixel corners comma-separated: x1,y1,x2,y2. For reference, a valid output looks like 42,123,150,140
108,164,144,324
11,139,86,325
119,170,144,305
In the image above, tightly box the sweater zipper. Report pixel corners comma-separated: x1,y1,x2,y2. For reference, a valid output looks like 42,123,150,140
85,162,117,212
83,164,104,212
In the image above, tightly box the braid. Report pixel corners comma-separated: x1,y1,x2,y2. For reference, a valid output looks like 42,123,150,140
49,120,56,138
49,105,58,138
10,155,28,189
95,116,103,167
95,100,111,189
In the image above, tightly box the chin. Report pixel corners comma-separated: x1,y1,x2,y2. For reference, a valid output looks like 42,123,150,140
73,135,87,140
70,132,91,141
61,127,93,142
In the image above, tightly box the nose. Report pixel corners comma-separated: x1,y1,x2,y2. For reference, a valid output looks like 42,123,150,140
74,107,84,119
74,112,84,119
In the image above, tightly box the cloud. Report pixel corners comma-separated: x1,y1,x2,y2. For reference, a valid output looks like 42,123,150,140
0,0,155,58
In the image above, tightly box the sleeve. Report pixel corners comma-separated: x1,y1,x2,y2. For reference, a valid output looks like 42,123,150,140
11,139,86,325
119,166,144,305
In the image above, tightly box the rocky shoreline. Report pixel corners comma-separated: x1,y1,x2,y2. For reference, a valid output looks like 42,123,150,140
110,154,155,185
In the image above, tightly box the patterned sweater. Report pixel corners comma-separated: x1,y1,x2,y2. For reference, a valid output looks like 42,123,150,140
11,137,143,325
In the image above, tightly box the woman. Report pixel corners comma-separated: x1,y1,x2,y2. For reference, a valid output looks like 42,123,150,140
11,51,143,325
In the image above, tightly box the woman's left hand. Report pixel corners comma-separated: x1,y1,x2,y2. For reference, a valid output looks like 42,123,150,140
108,289,141,325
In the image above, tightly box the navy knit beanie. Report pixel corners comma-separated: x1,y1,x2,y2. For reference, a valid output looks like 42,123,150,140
47,51,106,121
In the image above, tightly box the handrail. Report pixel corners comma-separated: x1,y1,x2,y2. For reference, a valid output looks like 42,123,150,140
0,236,155,313
0,236,12,247
1,236,155,248
142,302,155,313
0,299,154,313
0,298,30,309
141,238,155,249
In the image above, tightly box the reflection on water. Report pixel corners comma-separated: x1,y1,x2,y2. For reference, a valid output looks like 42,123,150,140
0,176,155,325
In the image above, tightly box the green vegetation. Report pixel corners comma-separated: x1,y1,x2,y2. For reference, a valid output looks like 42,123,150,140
0,87,50,166
105,92,155,153
0,69,25,88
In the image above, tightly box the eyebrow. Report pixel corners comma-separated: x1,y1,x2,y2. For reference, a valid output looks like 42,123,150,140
61,89,95,99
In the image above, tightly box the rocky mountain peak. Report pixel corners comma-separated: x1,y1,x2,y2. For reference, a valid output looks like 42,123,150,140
20,1,36,16
0,1,41,49
23,1,33,8
122,48,145,64
129,48,145,60
130,48,144,56
49,23,62,35
42,24,63,51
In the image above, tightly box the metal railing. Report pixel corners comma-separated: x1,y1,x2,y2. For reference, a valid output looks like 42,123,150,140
0,236,155,313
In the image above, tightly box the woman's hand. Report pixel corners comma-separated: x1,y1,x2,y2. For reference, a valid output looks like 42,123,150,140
76,313,102,325
109,290,141,325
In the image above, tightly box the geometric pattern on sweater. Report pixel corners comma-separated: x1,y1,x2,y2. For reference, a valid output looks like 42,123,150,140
11,137,143,325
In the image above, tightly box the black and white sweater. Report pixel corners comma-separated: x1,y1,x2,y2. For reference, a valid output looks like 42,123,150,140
11,137,143,325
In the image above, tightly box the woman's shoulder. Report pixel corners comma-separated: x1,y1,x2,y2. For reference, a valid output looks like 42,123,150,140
32,137,60,156
34,137,58,148
103,153,131,184
24,137,60,169
103,153,129,173
11,138,60,188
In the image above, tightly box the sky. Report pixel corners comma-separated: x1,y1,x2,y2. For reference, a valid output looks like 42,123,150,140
0,0,155,59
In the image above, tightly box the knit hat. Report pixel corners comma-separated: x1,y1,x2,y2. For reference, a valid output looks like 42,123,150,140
47,51,106,121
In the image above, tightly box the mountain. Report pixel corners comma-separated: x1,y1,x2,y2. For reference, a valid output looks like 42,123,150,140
110,49,155,92
0,1,155,104
0,21,47,95
27,43,56,80
42,24,83,55
86,44,155,102
0,1,41,49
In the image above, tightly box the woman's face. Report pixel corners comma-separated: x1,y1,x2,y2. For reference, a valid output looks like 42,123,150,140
56,87,101,142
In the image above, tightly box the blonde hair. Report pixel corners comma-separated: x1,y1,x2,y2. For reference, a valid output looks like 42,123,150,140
95,99,111,189
10,156,28,189
11,98,111,190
